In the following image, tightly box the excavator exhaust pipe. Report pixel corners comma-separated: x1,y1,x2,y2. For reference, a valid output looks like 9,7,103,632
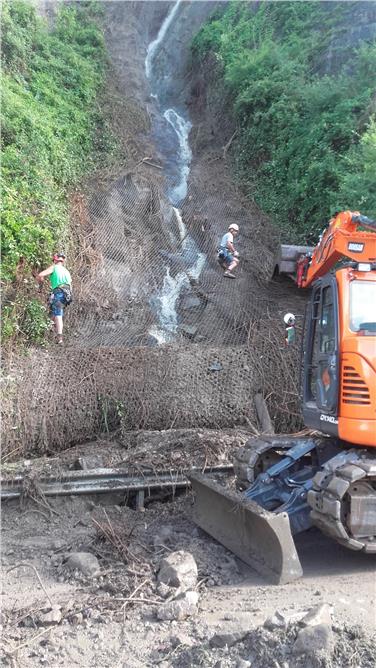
189,473,303,585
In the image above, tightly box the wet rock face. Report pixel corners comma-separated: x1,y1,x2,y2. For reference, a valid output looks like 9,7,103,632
319,2,376,75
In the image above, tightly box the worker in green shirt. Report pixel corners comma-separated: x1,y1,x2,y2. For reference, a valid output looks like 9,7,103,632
37,252,72,344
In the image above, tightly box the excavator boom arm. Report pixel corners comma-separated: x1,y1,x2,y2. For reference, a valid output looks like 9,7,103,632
298,211,376,288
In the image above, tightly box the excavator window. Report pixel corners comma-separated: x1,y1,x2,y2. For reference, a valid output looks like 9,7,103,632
320,287,336,353
308,288,321,400
350,280,376,333
304,276,339,419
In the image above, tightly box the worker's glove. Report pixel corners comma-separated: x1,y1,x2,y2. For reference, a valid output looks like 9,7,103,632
234,250,239,258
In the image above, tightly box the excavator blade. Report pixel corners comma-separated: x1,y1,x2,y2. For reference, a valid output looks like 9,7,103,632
189,473,303,585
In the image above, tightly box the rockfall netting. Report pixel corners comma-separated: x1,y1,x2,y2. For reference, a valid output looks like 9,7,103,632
2,171,305,460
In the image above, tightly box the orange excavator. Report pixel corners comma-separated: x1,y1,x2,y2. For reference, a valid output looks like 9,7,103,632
190,211,376,583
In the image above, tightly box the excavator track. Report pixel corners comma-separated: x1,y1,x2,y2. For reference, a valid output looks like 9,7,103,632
308,453,376,553
234,435,305,490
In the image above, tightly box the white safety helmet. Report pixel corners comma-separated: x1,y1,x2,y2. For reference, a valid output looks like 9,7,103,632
284,313,296,326
229,223,239,232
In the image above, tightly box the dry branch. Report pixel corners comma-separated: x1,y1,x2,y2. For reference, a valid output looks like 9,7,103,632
222,130,237,159
255,393,275,435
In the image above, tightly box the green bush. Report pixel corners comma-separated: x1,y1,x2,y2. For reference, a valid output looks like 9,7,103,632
2,296,50,345
192,1,376,241
1,0,109,344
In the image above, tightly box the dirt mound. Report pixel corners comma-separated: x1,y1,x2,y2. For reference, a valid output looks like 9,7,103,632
1,428,251,481
119,428,252,471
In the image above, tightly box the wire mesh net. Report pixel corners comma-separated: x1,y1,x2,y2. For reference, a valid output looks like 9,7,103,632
2,165,306,460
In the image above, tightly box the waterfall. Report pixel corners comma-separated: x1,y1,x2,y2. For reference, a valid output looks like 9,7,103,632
145,0,182,81
164,109,192,204
145,1,206,344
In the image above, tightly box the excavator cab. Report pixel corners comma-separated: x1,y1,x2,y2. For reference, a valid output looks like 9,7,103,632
302,273,340,436
302,266,376,446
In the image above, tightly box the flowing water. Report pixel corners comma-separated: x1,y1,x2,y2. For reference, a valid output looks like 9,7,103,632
145,0,206,343
144,0,182,81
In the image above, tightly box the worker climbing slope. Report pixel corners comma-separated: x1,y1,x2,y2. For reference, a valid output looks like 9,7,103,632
218,224,240,278
38,253,72,344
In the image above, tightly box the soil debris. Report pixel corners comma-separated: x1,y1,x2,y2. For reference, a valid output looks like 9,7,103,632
171,619,376,668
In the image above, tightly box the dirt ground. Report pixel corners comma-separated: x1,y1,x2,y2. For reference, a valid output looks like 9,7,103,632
1,480,375,667
2,4,375,666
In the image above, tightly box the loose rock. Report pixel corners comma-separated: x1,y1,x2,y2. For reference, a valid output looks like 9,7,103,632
39,606,62,626
64,552,100,577
69,612,83,626
157,591,199,621
264,609,305,630
300,603,333,627
157,582,172,599
293,623,334,656
210,630,248,648
75,455,104,470
153,526,174,549
158,551,198,591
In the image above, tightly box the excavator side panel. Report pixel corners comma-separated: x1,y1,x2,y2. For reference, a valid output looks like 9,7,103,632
189,473,303,585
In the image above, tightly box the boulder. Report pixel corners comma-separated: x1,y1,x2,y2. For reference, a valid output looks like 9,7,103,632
300,603,333,627
158,551,198,591
64,552,100,577
293,623,334,656
157,591,199,621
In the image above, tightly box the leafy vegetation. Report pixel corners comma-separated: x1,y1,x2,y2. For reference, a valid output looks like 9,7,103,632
2,295,50,345
1,0,111,343
192,1,376,241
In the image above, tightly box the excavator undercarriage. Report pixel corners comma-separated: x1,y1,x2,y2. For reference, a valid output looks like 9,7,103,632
190,436,376,583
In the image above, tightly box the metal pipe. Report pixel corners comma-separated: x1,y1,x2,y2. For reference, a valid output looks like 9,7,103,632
1,465,233,500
